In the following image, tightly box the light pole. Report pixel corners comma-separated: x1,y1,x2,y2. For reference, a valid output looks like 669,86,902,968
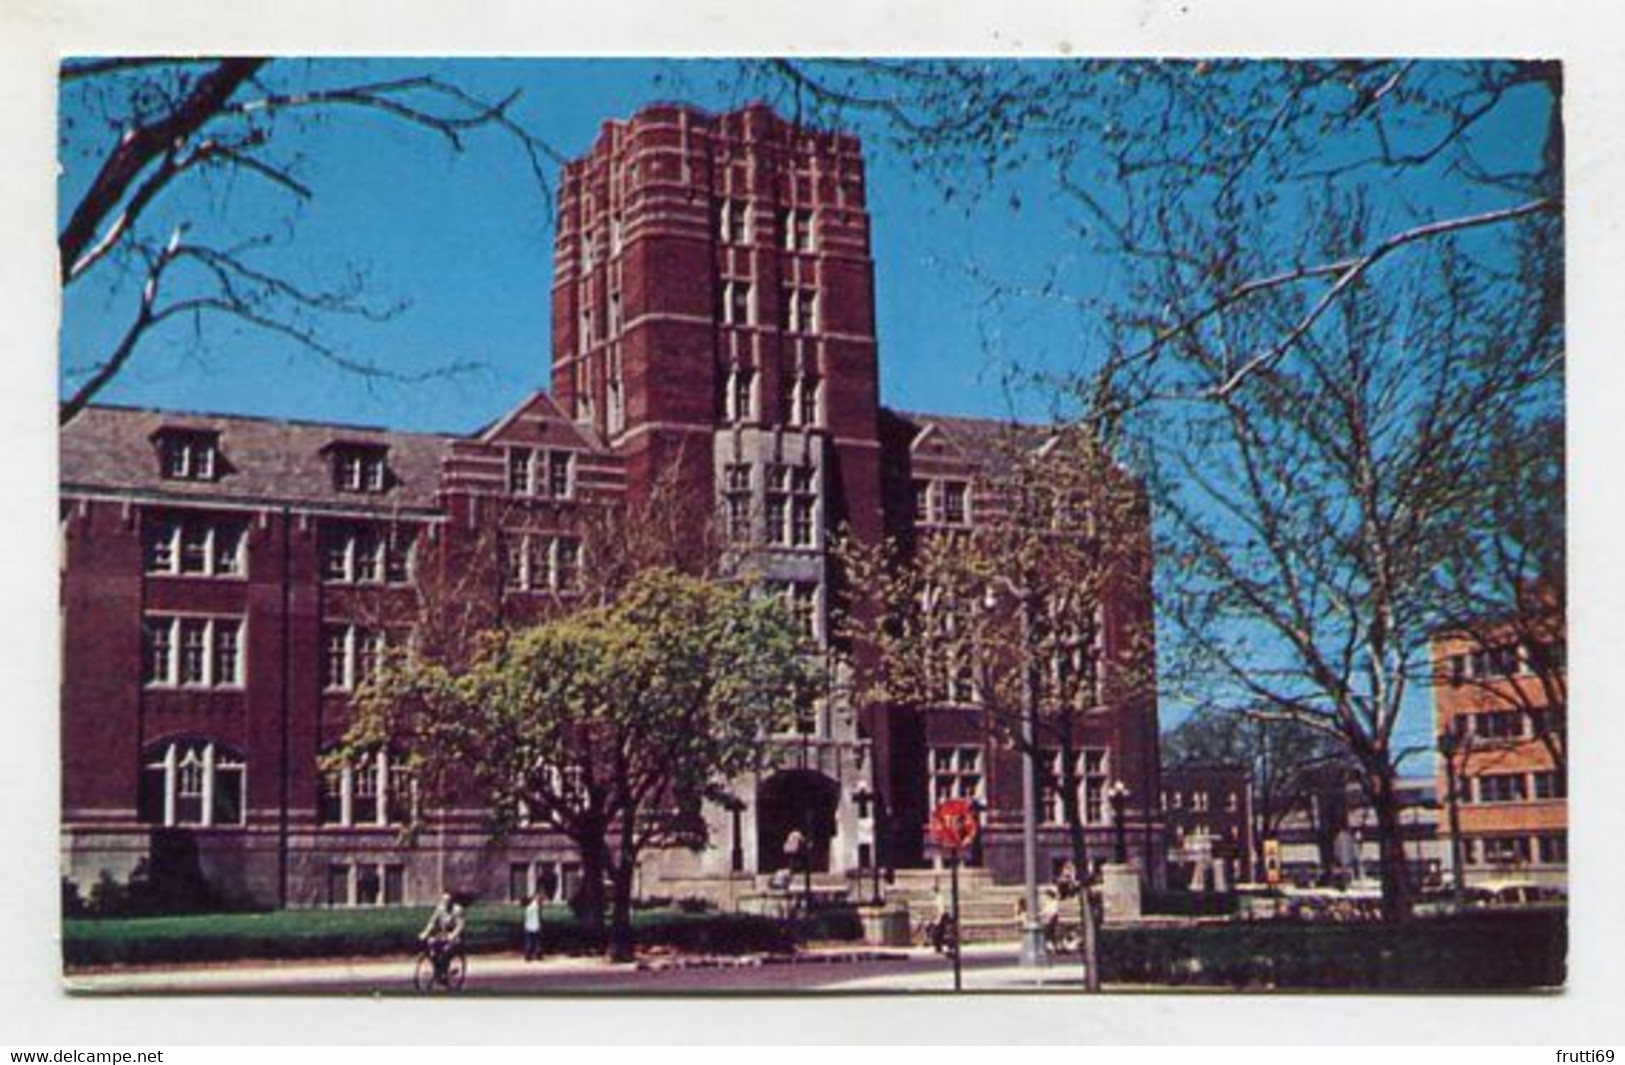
1109,780,1130,864
853,783,881,905
986,582,1045,969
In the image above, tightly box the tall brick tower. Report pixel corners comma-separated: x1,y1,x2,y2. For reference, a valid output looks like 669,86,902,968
552,102,883,535
552,103,886,880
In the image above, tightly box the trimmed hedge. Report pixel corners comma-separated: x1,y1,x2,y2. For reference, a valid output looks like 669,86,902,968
63,905,810,969
1142,890,1239,918
1097,910,1566,990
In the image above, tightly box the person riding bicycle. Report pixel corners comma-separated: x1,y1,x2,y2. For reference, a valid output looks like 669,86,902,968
419,891,466,978
927,882,956,954
1039,884,1064,945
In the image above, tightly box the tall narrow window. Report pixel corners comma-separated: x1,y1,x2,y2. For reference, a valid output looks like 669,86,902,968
548,452,574,499
553,538,582,592
723,464,752,542
941,481,970,526
143,618,175,685
508,447,534,495
725,281,752,326
178,619,209,684
213,623,241,686
728,368,755,423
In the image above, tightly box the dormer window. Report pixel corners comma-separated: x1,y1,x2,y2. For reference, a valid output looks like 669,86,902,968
327,444,389,494
154,429,220,482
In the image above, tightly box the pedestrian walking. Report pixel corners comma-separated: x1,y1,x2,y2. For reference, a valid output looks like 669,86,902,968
522,893,543,961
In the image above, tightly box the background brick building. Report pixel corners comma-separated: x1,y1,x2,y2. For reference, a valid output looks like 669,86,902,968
1432,608,1568,891
59,103,1162,909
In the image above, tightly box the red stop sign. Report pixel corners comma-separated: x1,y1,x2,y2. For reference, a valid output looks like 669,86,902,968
929,799,980,850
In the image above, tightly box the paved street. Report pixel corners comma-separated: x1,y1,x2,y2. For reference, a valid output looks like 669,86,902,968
67,944,1098,996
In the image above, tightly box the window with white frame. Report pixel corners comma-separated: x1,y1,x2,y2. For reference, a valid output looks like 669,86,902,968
144,515,246,577
718,199,750,245
1532,770,1566,800
722,280,753,326
1041,748,1109,825
789,373,821,428
913,480,931,522
320,524,413,585
509,859,582,904
781,287,819,333
503,535,584,594
912,478,971,527
329,446,389,494
725,366,756,424
327,862,405,907
764,463,817,548
139,740,245,826
723,464,752,542
321,624,385,692
548,451,575,498
1476,772,1529,804
940,481,970,526
319,750,414,827
143,615,244,688
781,208,814,252
507,448,576,499
155,430,221,481
766,580,820,643
929,745,985,807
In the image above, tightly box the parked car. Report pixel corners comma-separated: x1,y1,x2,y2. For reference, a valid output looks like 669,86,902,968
1470,881,1567,907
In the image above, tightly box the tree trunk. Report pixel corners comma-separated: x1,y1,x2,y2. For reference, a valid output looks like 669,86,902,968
1365,765,1414,922
572,838,608,946
1444,750,1467,908
607,855,637,962
1058,756,1102,993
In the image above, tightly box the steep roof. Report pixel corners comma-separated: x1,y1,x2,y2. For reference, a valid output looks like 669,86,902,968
884,407,1058,477
60,403,459,512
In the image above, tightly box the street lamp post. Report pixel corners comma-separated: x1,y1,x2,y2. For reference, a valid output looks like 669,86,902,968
1109,780,1130,864
982,581,1046,968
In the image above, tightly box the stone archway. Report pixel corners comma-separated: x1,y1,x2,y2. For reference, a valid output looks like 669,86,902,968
756,770,840,873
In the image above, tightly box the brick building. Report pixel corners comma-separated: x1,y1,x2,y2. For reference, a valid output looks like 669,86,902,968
1432,604,1567,891
1160,765,1255,887
59,103,1161,909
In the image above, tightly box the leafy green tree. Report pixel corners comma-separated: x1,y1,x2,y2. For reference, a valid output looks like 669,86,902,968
347,568,820,960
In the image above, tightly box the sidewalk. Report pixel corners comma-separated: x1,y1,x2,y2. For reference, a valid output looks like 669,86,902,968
65,944,918,995
65,951,615,994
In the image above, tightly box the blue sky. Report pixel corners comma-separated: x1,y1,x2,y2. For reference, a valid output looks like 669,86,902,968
59,58,1092,433
57,59,1556,756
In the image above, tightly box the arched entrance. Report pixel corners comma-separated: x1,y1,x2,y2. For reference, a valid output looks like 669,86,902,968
756,770,840,873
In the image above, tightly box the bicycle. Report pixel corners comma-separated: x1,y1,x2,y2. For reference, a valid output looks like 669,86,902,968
413,938,468,993
1044,919,1083,955
919,913,958,956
